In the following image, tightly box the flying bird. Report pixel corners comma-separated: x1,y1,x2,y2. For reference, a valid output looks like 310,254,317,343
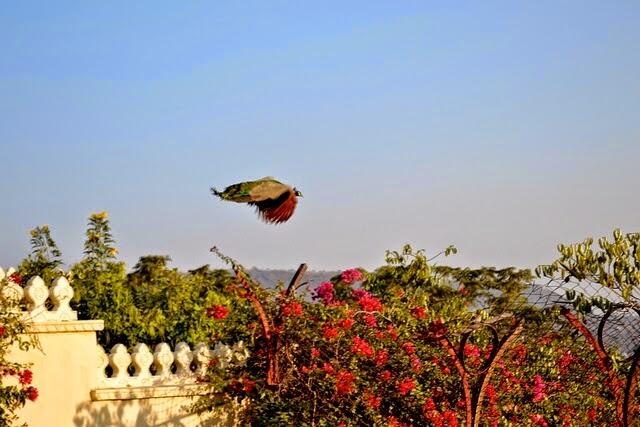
211,177,302,224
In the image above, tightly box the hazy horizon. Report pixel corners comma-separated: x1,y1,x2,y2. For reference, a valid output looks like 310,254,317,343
2,2,639,273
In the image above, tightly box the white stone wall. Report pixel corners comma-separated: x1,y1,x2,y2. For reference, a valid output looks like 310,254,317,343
2,268,243,427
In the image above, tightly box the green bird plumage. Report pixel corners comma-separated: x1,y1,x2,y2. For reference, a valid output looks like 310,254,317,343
211,177,302,224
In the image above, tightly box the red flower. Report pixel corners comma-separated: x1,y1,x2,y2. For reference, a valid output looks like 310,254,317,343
512,343,527,361
529,414,548,427
351,336,374,358
464,344,480,359
411,306,427,319
9,272,22,285
335,370,356,395
387,416,408,427
25,386,38,401
442,410,459,427
357,294,383,312
311,347,320,358
397,377,416,395
375,350,389,366
323,325,339,340
338,317,354,330
423,397,437,412
19,369,33,385
387,325,399,340
402,342,416,354
340,268,363,284
242,378,256,392
379,370,392,381
363,314,377,327
428,319,447,338
206,305,229,320
281,301,303,317
322,362,335,375
558,350,575,373
364,391,382,409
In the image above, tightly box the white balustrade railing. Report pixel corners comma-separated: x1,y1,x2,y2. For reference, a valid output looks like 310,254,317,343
97,341,249,388
1,267,250,393
0,267,77,322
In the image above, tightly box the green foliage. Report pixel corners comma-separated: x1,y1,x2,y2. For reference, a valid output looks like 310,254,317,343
81,212,118,269
536,228,640,314
17,225,63,284
17,213,253,350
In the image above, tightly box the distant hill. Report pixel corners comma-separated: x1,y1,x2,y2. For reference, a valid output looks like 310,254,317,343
244,267,341,290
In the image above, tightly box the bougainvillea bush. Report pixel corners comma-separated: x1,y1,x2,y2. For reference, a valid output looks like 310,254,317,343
0,273,38,426
198,245,617,426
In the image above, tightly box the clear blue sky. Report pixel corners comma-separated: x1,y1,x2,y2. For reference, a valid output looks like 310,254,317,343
1,1,639,272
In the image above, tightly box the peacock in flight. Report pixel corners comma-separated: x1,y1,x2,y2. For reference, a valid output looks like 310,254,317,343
211,177,302,224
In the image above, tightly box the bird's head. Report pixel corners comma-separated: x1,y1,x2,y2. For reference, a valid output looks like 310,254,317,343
293,188,303,197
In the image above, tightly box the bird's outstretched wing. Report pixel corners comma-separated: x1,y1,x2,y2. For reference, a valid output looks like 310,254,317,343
251,188,298,224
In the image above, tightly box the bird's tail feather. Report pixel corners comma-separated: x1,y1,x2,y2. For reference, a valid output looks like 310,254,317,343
210,187,223,198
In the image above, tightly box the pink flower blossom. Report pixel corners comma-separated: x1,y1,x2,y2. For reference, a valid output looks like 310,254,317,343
532,374,547,402
341,268,363,284
351,289,370,299
314,282,334,305
410,355,422,372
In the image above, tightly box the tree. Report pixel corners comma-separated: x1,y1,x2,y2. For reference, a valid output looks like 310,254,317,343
536,228,640,313
17,225,63,284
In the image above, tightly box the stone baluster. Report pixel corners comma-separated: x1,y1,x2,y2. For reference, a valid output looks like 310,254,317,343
109,344,132,381
97,345,109,382
174,342,193,377
153,343,174,377
49,277,77,321
213,342,233,369
232,340,249,366
131,343,153,378
193,342,212,376
24,277,48,320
